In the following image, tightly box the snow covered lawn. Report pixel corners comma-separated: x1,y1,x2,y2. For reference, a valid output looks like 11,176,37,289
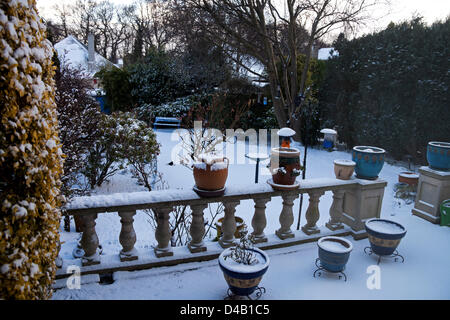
54,129,450,299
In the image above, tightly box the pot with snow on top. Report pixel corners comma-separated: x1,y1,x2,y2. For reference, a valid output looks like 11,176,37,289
269,147,302,186
365,218,406,257
317,236,353,273
333,159,356,180
427,141,450,171
193,153,229,191
219,245,270,297
352,146,385,180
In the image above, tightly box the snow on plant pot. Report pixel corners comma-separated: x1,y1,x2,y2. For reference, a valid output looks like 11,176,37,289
398,172,419,185
317,236,353,272
352,146,385,180
269,147,302,185
218,231,270,297
365,218,406,256
427,141,450,171
333,159,356,180
215,216,245,240
193,153,229,191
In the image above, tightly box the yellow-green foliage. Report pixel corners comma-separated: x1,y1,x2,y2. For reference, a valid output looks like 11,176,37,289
0,0,63,299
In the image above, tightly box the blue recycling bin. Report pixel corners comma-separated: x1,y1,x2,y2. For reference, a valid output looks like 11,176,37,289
94,95,110,114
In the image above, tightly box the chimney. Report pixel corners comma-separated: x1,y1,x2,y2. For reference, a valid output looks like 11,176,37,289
88,33,95,72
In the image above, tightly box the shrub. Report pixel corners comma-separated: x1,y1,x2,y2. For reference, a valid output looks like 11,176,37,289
128,49,191,106
55,65,103,199
82,112,160,191
95,66,134,112
319,18,450,163
0,0,64,299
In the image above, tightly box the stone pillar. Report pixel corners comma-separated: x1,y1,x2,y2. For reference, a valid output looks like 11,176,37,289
412,166,450,224
276,194,297,240
188,203,208,253
340,180,387,240
326,189,345,231
219,201,240,248
251,197,270,243
80,213,101,266
154,207,173,257
302,191,324,235
118,210,138,262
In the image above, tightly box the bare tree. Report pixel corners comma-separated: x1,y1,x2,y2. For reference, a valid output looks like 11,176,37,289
182,0,379,132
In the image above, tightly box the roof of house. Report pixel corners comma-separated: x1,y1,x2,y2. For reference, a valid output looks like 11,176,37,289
54,35,118,77
318,47,339,60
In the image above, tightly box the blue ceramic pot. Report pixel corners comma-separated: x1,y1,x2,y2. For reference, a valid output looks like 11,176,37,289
219,247,270,296
317,236,353,272
427,142,450,171
352,146,385,180
365,218,406,256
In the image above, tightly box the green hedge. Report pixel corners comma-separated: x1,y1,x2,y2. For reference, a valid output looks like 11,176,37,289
319,18,450,163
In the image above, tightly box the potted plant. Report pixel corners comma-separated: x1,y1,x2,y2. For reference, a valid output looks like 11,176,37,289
215,216,245,241
333,159,356,180
218,228,270,298
427,141,450,171
317,236,353,273
398,172,419,185
365,218,406,257
268,147,302,190
352,146,385,180
192,153,229,195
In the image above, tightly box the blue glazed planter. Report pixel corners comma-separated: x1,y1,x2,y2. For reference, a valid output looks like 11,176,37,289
317,236,353,272
352,146,385,180
365,219,406,256
219,247,270,296
427,142,450,171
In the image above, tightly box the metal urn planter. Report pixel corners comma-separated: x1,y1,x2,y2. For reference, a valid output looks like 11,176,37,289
427,142,450,171
364,218,407,264
314,236,353,281
219,247,270,299
352,146,385,180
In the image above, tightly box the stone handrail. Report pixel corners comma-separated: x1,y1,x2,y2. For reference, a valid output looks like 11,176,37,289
59,177,387,278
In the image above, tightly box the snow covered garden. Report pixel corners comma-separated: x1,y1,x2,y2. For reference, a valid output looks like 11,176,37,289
1,0,449,301
51,131,450,300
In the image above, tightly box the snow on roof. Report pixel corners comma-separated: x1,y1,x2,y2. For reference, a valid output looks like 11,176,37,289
54,35,118,77
318,47,338,60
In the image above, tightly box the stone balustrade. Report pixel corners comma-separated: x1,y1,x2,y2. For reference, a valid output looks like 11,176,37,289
57,178,386,279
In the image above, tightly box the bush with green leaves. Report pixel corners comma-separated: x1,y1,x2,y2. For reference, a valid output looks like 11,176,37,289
128,49,191,106
95,66,134,112
83,112,160,191
135,94,208,125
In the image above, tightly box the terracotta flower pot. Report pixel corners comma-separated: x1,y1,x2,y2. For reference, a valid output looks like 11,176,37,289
333,159,356,180
398,172,419,185
193,155,229,191
270,147,301,185
215,216,245,240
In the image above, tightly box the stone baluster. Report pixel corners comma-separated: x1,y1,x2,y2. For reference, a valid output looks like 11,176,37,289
251,197,271,243
80,213,101,266
118,210,138,261
219,201,240,248
276,194,297,240
188,203,208,253
154,206,173,257
326,189,345,231
302,191,325,235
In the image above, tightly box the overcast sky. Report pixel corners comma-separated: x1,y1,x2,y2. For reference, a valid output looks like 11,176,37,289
36,0,450,38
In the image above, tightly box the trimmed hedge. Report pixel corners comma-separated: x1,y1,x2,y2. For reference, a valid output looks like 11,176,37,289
0,0,63,299
319,18,450,162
